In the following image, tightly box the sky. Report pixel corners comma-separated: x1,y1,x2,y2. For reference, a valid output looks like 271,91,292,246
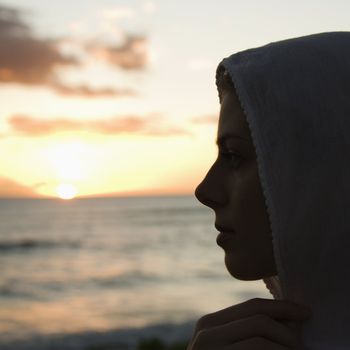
0,0,349,198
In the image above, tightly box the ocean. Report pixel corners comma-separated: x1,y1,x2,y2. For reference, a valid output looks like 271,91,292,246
0,195,271,349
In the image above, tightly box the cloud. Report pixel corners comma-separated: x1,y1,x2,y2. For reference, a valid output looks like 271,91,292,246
0,176,38,197
191,114,218,124
86,35,149,70
8,113,190,137
0,4,29,34
0,5,78,85
0,4,145,97
47,79,139,98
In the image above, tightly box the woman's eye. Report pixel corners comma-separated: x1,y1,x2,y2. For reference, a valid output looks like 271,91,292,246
219,151,241,168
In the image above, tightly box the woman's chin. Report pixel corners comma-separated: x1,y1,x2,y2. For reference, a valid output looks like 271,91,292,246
224,254,262,281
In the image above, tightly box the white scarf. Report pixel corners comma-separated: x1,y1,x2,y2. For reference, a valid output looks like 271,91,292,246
216,31,350,349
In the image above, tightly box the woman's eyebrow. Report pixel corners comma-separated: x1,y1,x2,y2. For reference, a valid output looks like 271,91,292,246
216,133,250,147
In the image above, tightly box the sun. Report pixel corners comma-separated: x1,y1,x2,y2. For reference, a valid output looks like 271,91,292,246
56,183,78,200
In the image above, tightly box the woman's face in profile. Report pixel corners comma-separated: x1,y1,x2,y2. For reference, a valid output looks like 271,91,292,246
194,88,277,281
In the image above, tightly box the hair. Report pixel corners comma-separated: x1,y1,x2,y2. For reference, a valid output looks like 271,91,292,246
215,65,235,104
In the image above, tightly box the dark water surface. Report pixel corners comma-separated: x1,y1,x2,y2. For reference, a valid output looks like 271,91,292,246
0,196,270,347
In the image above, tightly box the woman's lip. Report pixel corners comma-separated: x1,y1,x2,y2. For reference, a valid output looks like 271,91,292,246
216,232,235,246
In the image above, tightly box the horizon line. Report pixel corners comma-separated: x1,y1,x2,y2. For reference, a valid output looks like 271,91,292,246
0,191,194,200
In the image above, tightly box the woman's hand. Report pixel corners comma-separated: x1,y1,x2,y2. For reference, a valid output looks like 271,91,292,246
186,297,312,350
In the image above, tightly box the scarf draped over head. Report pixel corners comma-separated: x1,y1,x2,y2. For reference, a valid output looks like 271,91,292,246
215,32,350,350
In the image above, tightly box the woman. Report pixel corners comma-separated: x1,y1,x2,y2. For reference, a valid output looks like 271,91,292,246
188,31,350,349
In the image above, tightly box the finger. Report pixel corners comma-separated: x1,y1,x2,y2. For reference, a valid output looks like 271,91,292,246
206,314,302,348
196,297,312,330
223,336,289,350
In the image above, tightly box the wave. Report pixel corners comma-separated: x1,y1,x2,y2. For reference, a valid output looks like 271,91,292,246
126,206,207,216
0,239,80,251
90,270,164,288
0,270,167,299
0,319,196,350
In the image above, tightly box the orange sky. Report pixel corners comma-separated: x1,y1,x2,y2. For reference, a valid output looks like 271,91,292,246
1,0,348,198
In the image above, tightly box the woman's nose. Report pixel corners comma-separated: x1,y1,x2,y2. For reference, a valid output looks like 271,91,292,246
195,183,216,208
194,163,226,209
